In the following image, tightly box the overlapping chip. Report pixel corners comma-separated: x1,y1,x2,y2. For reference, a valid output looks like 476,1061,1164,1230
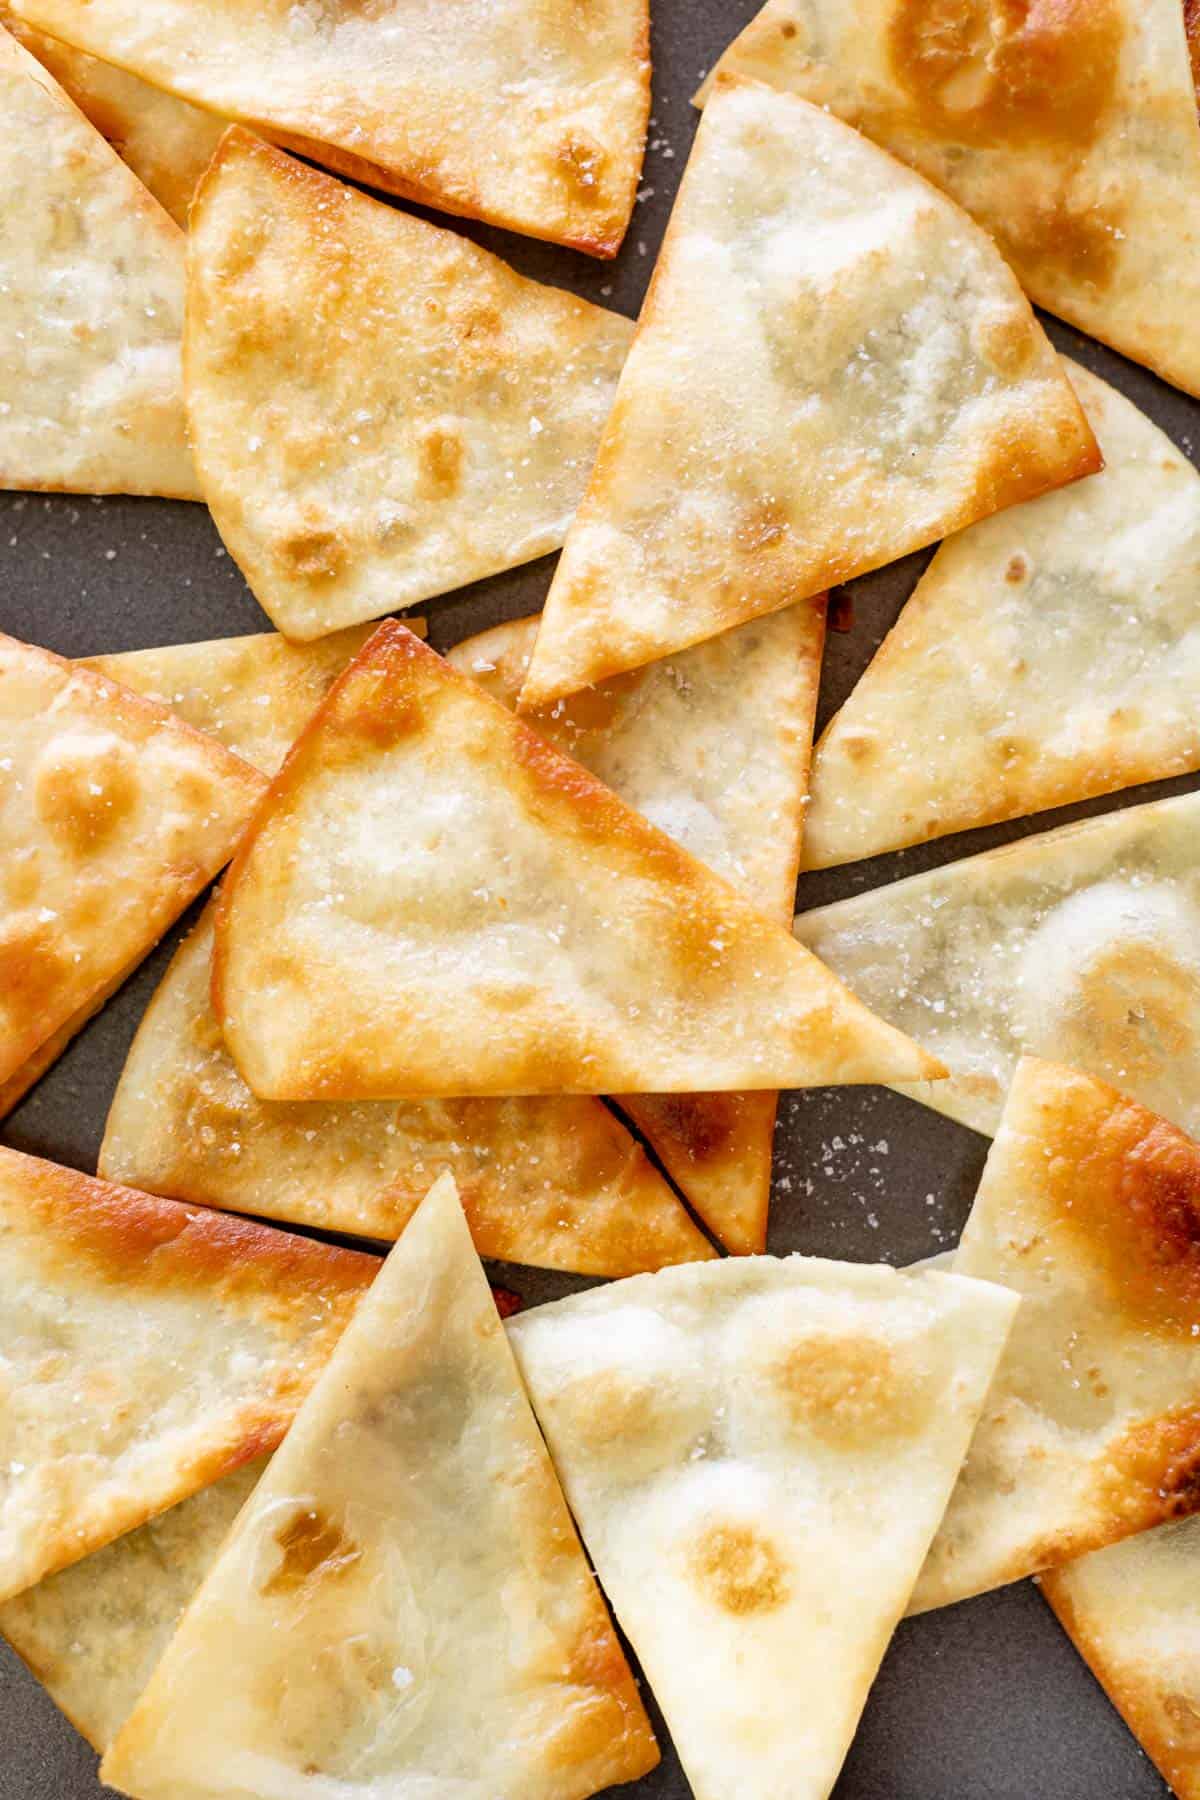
0,25,198,497
0,634,264,1102
0,1146,375,1604
913,1058,1200,1612
214,623,941,1101
510,1255,1016,1800
185,131,635,640
100,904,713,1277
804,364,1200,866
101,1174,660,1800
796,789,1200,1138
705,0,1200,398
449,602,824,1252
520,78,1099,706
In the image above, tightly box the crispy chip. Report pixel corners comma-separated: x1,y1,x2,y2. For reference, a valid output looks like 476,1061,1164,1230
796,789,1200,1138
12,0,650,253
0,25,198,496
102,1176,659,1799
0,1147,375,1604
511,1255,1015,1799
213,624,941,1101
184,132,635,640
805,364,1200,866
100,903,713,1277
705,0,1200,398
520,79,1098,706
0,634,263,1097
915,1059,1200,1611
450,603,823,1252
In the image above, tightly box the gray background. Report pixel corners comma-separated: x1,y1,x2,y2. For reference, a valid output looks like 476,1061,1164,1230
1,2,1194,1795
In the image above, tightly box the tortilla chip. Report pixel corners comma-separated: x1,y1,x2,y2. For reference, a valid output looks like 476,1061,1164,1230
449,602,823,1252
81,624,424,777
184,133,635,642
102,1174,659,1799
1041,1516,1200,1800
0,634,264,1095
0,1145,376,1605
0,1460,264,1754
519,79,1099,707
13,0,649,256
796,789,1200,1138
509,1256,1016,1799
0,26,198,498
804,365,1200,867
704,0,1200,400
100,903,713,1277
0,3,223,226
914,1058,1200,1612
214,623,940,1101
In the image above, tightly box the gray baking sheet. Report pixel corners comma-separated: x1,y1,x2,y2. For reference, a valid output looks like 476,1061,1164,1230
0,1,1191,1794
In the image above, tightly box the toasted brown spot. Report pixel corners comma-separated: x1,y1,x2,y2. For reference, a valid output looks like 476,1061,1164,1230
419,423,464,497
888,0,1123,151
736,498,789,556
264,1508,363,1596
689,1523,789,1615
556,133,608,200
1062,941,1200,1106
780,17,797,36
1164,1692,1200,1741
1006,553,1030,583
999,188,1123,299
277,524,346,584
0,916,68,1016
774,1332,932,1445
974,306,1036,378
34,732,139,853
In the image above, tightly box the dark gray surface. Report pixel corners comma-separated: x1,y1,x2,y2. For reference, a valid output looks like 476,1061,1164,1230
0,1,1190,1794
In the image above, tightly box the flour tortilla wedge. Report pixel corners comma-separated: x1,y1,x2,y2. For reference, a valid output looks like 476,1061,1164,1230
214,623,940,1101
0,1145,376,1605
81,624,423,777
0,2,223,226
1041,1516,1200,1800
509,1255,1016,1800
0,634,264,1096
12,0,649,255
100,903,713,1277
186,133,635,642
704,0,1200,400
0,1459,264,1753
805,364,1200,867
102,1173,659,1800
450,603,823,1252
519,79,1098,707
0,27,198,497
796,789,1200,1138
913,1058,1200,1612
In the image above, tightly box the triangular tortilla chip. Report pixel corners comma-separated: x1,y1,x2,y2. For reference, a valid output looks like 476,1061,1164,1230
0,1145,376,1604
705,0,1200,400
185,132,635,642
81,624,422,777
0,2,223,226
519,79,1099,708
804,365,1200,868
449,602,824,1253
12,0,649,255
102,1174,660,1799
509,1256,1016,1799
0,634,264,1096
0,26,198,497
1041,1515,1200,1800
796,789,1200,1138
913,1058,1200,1612
0,1459,264,1754
100,904,713,1277
214,622,941,1101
